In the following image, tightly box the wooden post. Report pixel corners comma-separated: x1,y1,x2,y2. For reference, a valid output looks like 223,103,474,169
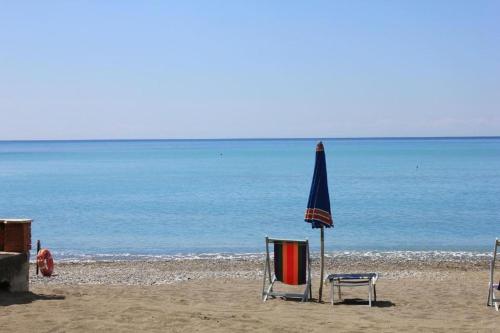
36,240,41,275
319,226,324,302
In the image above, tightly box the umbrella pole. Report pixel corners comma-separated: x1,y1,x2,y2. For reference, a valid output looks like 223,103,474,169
319,226,324,302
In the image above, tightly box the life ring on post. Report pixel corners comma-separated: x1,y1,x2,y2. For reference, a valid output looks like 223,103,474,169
37,249,54,277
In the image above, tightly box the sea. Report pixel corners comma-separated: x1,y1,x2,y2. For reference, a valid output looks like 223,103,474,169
0,138,499,261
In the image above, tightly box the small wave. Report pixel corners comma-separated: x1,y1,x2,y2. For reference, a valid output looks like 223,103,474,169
29,250,267,263
323,250,492,262
29,249,492,263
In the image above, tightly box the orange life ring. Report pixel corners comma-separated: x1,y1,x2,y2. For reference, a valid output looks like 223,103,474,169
37,248,54,277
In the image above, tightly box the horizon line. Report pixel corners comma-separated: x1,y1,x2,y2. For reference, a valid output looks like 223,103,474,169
0,135,499,143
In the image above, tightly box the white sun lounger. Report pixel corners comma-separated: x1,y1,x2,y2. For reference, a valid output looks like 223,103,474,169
487,238,500,311
326,273,378,307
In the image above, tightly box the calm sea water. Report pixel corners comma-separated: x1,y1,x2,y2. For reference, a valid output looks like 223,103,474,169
0,138,499,259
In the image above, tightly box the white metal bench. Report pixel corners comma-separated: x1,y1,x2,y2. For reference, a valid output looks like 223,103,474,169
326,273,378,307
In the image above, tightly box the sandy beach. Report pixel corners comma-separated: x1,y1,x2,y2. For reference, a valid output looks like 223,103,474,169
1,255,499,332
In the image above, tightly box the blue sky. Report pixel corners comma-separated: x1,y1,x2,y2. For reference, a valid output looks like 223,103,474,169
1,1,499,140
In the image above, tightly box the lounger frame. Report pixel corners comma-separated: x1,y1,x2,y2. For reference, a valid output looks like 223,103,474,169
327,273,378,308
487,238,500,311
262,237,312,302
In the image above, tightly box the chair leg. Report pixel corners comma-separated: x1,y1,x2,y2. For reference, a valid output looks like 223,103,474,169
338,284,342,300
373,284,377,302
331,283,334,306
263,287,269,302
263,278,276,302
368,282,372,307
262,265,268,301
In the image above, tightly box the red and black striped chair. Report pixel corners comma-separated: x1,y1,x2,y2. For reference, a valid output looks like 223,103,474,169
262,237,312,302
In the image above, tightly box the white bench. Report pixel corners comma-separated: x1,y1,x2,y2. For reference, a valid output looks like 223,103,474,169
326,273,378,307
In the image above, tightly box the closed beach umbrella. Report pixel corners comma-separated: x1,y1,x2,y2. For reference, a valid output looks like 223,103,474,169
305,141,333,302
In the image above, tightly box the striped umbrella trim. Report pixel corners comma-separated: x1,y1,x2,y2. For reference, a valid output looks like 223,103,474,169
305,208,333,226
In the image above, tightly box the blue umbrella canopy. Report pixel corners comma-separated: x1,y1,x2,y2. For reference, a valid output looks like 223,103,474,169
305,141,333,229
304,141,333,302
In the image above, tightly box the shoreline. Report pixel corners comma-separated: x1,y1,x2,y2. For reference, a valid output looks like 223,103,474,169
29,249,493,264
29,253,491,286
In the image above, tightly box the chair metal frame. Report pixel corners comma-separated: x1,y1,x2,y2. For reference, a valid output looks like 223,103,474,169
262,237,312,302
487,238,500,311
327,273,378,308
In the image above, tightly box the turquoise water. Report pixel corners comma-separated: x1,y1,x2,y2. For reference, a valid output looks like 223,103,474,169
0,138,499,259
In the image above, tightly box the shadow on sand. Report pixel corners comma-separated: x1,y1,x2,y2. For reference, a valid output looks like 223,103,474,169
332,298,396,308
0,291,65,306
269,296,395,307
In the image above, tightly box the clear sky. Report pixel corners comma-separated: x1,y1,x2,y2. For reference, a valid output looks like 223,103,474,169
1,1,499,140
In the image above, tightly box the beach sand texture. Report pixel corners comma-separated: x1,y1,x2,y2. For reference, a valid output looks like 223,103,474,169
1,259,499,332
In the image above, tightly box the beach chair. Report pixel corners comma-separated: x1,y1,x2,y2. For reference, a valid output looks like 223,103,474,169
262,237,312,302
487,238,500,311
326,273,378,307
